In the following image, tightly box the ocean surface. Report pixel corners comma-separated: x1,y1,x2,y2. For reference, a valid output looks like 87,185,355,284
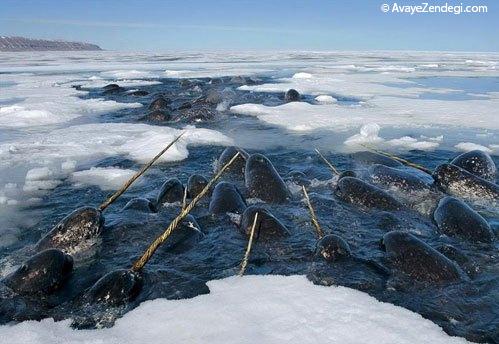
0,51,497,343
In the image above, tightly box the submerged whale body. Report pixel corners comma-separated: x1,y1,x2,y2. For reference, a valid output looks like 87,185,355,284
245,154,290,203
284,88,300,102
2,249,73,295
187,174,209,198
433,163,499,202
239,205,289,240
156,178,184,205
434,196,494,243
148,95,170,111
162,214,204,252
122,198,156,212
216,146,249,176
36,206,104,254
335,177,403,210
451,150,496,182
209,182,247,214
315,234,352,262
338,170,357,180
350,151,403,168
86,269,142,306
382,231,463,283
369,164,430,192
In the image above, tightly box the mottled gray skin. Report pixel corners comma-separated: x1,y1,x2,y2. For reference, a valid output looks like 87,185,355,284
102,84,123,94
187,174,209,198
209,182,247,214
216,146,249,176
245,154,290,204
451,150,496,182
436,244,478,277
140,110,171,122
284,89,300,102
350,151,403,168
173,107,216,123
338,170,357,180
335,177,403,210
148,96,170,111
36,207,104,254
382,231,463,283
122,198,156,213
369,164,430,192
162,214,204,252
128,90,148,97
434,196,494,243
239,205,289,240
2,249,73,295
433,163,499,202
86,269,142,306
156,178,184,205
315,234,352,262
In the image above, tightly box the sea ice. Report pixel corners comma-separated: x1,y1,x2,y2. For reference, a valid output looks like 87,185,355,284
0,275,470,344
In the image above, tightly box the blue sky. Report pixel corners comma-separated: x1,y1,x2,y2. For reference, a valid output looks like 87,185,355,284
0,0,497,52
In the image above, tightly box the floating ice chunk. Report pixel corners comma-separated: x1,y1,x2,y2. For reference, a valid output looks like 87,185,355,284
0,105,67,128
388,136,439,151
80,79,161,88
216,100,231,112
25,167,55,181
164,70,192,78
292,72,312,79
315,95,337,104
71,167,138,191
345,123,384,146
100,70,154,79
455,142,493,153
419,64,439,69
61,160,77,173
0,275,470,344
23,167,64,194
0,99,142,128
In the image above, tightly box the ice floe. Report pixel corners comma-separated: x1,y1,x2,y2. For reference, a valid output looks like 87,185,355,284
0,275,470,344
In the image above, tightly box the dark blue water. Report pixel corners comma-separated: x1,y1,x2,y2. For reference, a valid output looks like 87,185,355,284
1,76,497,343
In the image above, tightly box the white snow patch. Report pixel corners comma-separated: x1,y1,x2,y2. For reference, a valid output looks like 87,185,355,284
454,142,493,153
0,275,470,344
100,70,154,79
0,123,232,203
388,136,440,150
71,167,138,191
292,72,313,79
315,95,337,104
344,123,384,146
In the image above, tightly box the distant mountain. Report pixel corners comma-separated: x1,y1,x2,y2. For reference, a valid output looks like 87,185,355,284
0,36,102,51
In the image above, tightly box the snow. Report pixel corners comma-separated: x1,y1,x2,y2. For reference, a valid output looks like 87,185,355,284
0,123,231,204
315,95,337,103
0,275,470,344
344,123,384,146
454,142,493,153
71,167,138,191
292,72,313,79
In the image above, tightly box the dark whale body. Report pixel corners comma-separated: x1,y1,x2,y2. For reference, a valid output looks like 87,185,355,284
245,154,290,203
434,196,494,243
451,150,496,181
382,231,463,283
239,206,289,240
36,207,104,254
2,249,73,295
335,177,403,210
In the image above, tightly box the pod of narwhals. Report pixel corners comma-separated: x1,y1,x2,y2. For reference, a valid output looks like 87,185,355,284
0,147,497,321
